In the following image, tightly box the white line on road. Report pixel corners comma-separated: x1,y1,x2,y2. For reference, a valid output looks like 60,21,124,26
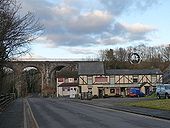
23,98,39,128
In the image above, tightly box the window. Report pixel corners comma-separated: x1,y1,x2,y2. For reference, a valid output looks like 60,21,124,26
63,87,68,91
165,86,170,89
110,77,114,84
110,88,115,93
58,78,64,82
74,78,78,81
133,78,138,83
133,75,138,83
152,75,157,82
69,78,73,82
88,76,93,84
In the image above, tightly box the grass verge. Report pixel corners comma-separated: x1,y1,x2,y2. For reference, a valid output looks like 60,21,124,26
121,99,170,111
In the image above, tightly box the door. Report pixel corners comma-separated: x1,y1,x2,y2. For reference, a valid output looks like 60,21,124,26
145,86,150,95
98,88,103,98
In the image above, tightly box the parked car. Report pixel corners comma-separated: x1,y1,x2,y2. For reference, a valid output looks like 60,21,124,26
129,88,144,97
156,84,170,99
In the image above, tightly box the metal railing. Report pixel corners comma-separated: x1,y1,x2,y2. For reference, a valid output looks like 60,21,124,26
0,93,15,112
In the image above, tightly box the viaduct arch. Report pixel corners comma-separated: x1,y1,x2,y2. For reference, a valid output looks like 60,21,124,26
5,61,78,96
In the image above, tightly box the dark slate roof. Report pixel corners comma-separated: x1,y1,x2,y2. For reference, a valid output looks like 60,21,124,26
78,62,105,75
106,69,162,75
58,83,79,87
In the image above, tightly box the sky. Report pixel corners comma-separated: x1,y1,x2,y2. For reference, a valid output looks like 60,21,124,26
19,0,170,60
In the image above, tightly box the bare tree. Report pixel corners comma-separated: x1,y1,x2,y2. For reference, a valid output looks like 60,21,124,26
97,43,170,70
0,0,43,93
162,44,170,62
98,49,107,61
115,48,127,62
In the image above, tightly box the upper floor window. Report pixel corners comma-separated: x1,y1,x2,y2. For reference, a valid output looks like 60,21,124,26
88,76,93,84
69,78,74,82
74,78,78,81
110,76,114,84
133,78,138,83
152,75,157,82
58,78,64,82
133,75,138,83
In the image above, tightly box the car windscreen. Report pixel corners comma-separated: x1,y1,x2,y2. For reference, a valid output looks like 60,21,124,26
165,85,170,89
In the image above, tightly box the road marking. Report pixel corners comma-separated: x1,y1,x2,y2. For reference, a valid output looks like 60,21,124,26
24,98,39,128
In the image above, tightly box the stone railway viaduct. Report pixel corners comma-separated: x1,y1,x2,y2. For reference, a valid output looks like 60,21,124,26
5,60,82,96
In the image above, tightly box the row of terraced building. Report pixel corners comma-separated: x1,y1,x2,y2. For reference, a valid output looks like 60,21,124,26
56,62,163,98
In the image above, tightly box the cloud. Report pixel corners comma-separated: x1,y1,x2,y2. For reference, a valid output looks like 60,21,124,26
95,22,156,46
123,23,156,41
99,0,132,16
53,4,78,17
113,22,156,41
98,36,126,45
46,33,95,47
122,23,156,33
99,0,159,16
67,47,96,55
20,0,159,50
66,10,113,34
20,0,54,18
19,53,46,60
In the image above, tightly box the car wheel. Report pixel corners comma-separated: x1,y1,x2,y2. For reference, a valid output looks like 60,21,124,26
157,94,160,99
165,94,169,99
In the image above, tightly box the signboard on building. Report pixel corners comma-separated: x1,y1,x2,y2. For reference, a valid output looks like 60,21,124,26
95,76,108,83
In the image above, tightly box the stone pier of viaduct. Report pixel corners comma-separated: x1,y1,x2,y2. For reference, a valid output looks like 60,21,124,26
5,60,79,96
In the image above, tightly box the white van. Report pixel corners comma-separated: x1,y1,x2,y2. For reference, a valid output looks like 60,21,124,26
156,84,170,99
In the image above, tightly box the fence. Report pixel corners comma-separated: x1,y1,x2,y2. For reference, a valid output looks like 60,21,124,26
0,93,15,112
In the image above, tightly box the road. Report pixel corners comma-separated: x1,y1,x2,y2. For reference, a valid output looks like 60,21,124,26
28,98,170,128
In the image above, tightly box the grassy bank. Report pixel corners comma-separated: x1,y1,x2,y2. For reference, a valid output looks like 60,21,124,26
122,99,170,111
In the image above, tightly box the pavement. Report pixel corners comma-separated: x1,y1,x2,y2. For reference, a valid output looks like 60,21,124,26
0,97,170,128
0,98,24,128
